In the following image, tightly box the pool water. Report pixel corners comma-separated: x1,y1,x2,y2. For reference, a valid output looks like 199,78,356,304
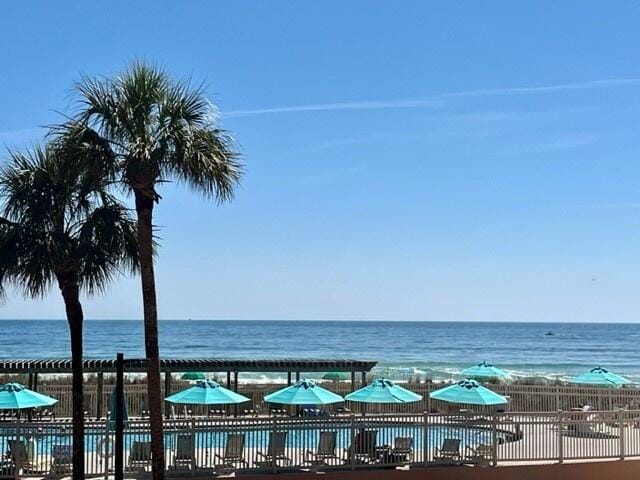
0,424,504,454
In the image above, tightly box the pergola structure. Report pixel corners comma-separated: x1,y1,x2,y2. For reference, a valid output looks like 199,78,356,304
0,358,377,418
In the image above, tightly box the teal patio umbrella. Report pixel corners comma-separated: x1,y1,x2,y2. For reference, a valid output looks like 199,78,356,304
568,367,633,387
166,380,250,405
264,379,344,405
0,383,57,410
322,372,348,381
429,379,508,405
345,379,422,404
181,372,206,381
462,362,509,380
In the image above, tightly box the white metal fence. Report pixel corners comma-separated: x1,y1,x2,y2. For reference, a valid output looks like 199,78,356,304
1,410,640,478
27,382,640,418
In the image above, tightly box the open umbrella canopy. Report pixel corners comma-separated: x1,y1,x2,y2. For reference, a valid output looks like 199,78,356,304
264,379,344,405
429,379,509,405
181,372,206,381
322,372,348,381
345,379,422,404
166,380,250,405
462,362,509,379
569,367,633,387
0,383,57,410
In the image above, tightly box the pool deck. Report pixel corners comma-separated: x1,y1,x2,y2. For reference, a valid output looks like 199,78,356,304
12,458,640,480
4,412,640,478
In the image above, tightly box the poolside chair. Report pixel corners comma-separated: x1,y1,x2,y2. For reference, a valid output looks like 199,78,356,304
464,443,493,466
50,444,72,474
345,429,378,464
214,433,248,469
433,438,461,464
127,441,152,472
391,436,414,463
172,434,195,470
304,431,340,466
256,431,291,466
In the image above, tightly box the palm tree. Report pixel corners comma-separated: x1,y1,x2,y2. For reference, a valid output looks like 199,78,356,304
0,144,138,480
57,62,243,478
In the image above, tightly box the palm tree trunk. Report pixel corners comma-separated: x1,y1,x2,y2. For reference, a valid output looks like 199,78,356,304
58,277,85,480
135,191,165,479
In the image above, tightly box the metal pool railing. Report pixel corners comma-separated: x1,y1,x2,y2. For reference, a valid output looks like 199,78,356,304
1,410,640,478
28,382,640,418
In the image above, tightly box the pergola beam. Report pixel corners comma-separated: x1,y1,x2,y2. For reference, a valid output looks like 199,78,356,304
0,358,377,375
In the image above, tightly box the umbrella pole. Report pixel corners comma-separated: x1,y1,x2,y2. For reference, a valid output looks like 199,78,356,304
233,372,239,418
287,373,293,416
361,372,367,416
295,372,301,416
164,371,172,419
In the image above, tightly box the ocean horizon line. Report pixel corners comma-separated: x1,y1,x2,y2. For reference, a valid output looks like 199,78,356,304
0,318,638,325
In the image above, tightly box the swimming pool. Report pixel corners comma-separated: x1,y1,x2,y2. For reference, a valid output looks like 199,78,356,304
0,422,507,454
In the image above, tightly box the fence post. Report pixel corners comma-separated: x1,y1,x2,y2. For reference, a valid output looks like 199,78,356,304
103,420,110,480
619,409,625,460
114,352,124,480
271,416,278,474
555,386,560,411
557,410,563,464
349,414,356,471
96,372,104,420
189,417,196,475
491,413,498,466
14,421,21,480
422,412,429,467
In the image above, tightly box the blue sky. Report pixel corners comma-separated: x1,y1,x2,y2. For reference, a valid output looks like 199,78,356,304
1,1,640,322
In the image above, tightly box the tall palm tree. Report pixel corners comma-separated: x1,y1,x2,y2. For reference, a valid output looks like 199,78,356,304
0,144,138,480
58,62,243,478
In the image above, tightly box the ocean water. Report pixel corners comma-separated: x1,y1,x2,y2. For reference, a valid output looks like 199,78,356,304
2,320,640,382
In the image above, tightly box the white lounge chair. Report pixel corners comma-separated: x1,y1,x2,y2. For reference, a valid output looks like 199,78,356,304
305,431,340,466
127,441,152,472
434,438,461,464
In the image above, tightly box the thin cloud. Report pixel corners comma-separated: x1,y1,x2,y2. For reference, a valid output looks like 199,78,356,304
562,203,640,210
439,78,640,98
226,98,443,117
535,135,604,152
225,78,640,118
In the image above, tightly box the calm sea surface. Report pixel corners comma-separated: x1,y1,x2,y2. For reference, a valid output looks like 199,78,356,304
1,320,640,382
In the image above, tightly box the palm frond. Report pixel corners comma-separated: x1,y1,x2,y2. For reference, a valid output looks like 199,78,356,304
166,127,243,202
0,141,139,300
69,61,244,202
0,221,59,299
76,202,139,294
